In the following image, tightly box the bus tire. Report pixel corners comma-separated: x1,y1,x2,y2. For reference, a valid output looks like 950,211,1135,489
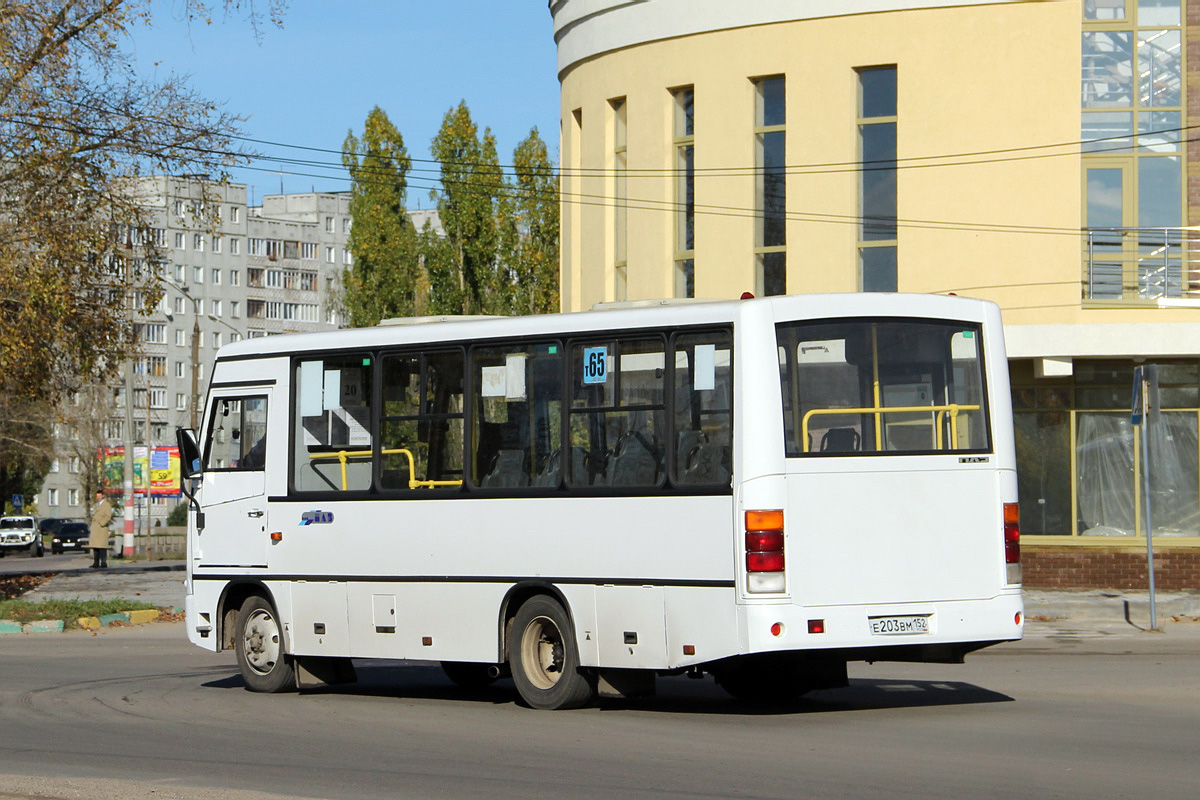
508,596,596,710
441,661,498,690
235,595,296,693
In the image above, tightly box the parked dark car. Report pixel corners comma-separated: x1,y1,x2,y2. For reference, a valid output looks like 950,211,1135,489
39,517,74,536
51,521,90,554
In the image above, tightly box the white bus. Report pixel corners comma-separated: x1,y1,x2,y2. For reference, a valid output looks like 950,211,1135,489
177,293,1023,709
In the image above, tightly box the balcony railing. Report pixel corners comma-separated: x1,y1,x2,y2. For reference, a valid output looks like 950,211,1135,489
1083,227,1200,302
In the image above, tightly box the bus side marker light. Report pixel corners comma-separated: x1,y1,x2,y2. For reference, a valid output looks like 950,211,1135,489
422,637,433,646
270,531,283,542
807,620,825,634
770,622,784,637
1015,612,1022,626
683,645,695,656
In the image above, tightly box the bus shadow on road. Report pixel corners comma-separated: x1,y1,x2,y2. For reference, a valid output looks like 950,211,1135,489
203,667,1013,715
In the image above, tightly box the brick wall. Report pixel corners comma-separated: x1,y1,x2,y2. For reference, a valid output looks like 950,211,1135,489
1023,547,1200,590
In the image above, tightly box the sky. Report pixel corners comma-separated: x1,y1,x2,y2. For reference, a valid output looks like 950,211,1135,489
128,1,561,204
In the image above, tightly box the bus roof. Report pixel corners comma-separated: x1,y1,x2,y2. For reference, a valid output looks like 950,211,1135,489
214,293,998,362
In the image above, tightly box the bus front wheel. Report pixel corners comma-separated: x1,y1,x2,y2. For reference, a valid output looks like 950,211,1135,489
235,595,296,693
508,596,596,710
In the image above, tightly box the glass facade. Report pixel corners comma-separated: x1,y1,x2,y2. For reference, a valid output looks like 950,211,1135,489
1012,359,1200,538
1082,1,1185,300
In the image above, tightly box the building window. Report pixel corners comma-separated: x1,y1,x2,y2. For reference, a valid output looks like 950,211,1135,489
611,97,628,301
230,238,240,255
70,456,80,473
858,66,898,292
212,299,222,317
302,242,317,260
231,300,240,318
150,388,167,409
230,269,240,286
1082,2,1183,300
176,392,187,411
343,248,353,265
213,332,222,348
147,355,167,377
143,323,166,344
325,216,334,232
174,232,184,249
326,246,335,263
230,206,240,224
212,236,222,254
673,86,695,298
754,76,787,296
47,488,58,507
343,217,351,234
211,268,221,285
175,360,185,378
68,489,79,507
193,233,204,252
49,459,59,473
174,328,184,346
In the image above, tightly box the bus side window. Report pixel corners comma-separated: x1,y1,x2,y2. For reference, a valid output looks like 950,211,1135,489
672,331,732,486
204,396,268,471
471,342,562,490
293,355,374,491
379,350,465,491
569,337,666,488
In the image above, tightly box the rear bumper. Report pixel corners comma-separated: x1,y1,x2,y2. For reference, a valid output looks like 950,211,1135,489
740,592,1024,661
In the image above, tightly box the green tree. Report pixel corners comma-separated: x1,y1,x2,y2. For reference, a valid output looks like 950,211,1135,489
341,106,419,326
428,101,504,315
501,127,560,315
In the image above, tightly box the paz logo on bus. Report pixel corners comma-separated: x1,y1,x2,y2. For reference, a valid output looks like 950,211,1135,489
299,510,334,526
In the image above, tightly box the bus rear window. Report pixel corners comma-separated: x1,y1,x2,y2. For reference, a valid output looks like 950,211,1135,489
777,318,989,456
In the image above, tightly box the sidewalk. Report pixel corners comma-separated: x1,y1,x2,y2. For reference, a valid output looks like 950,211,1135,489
18,559,187,609
1024,587,1200,629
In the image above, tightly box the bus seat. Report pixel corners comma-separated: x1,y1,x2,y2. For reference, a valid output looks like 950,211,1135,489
676,430,704,468
820,427,860,453
481,449,529,488
608,431,661,486
684,442,730,485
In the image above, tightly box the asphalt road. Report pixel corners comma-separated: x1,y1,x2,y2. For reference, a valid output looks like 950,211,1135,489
1,620,1197,800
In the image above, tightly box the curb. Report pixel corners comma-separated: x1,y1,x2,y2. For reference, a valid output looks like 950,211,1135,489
1,606,182,634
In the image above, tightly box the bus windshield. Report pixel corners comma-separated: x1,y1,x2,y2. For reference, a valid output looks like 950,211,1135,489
777,317,990,456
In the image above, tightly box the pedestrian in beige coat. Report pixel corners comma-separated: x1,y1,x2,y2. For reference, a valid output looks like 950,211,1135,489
89,490,113,569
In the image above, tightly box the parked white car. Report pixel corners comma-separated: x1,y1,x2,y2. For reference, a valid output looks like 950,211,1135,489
0,516,45,558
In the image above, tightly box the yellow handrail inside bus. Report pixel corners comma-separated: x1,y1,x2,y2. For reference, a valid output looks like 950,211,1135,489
800,404,981,453
308,448,464,491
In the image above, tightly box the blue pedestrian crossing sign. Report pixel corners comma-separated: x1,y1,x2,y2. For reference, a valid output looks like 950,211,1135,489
11,494,22,511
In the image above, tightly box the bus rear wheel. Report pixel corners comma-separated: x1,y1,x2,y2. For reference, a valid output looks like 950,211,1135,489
235,595,296,693
508,596,595,710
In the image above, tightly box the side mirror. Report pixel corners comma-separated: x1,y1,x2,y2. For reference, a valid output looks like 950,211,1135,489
176,427,203,480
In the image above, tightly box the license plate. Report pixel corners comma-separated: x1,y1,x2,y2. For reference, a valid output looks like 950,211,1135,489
868,615,930,635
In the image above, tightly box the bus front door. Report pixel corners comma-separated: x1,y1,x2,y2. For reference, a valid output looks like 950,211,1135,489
196,390,272,569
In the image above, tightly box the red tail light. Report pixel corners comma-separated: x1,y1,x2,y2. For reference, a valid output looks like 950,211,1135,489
746,510,786,593
1003,503,1020,564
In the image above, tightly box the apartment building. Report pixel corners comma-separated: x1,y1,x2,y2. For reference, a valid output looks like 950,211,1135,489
39,177,353,525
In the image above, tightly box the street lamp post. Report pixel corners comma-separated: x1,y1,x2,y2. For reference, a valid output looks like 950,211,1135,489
182,286,200,430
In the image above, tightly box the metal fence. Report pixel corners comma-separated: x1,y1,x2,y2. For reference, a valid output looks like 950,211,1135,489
1083,228,1200,301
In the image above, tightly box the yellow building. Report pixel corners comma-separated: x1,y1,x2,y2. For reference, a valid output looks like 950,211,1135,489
551,0,1200,587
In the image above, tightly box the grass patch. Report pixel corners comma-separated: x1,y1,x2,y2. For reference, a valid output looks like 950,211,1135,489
0,597,159,629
